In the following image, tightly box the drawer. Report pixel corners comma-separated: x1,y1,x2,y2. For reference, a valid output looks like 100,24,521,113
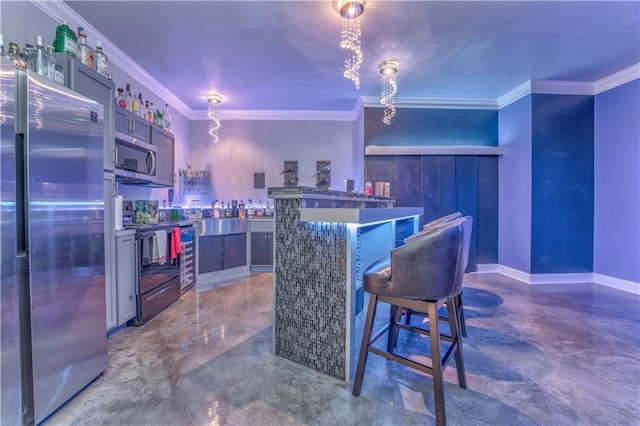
249,220,274,232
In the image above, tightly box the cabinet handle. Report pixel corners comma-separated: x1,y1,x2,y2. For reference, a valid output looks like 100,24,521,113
132,119,136,133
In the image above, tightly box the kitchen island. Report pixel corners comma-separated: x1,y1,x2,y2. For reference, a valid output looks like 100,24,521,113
268,186,423,381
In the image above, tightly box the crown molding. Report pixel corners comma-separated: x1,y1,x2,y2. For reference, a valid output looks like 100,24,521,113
530,80,594,95
594,63,640,94
31,0,192,118
190,109,357,121
497,81,532,108
351,97,364,120
361,96,498,110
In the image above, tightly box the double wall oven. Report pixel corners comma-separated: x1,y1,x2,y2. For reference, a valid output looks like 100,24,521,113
131,223,195,325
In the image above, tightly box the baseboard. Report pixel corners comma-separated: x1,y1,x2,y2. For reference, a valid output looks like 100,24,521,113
475,264,640,295
593,273,640,295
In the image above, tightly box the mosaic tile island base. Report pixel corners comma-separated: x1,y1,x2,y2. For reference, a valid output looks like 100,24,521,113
268,186,422,380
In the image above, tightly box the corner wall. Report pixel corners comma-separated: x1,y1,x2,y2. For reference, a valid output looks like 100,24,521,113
594,79,640,284
530,94,594,273
498,96,532,273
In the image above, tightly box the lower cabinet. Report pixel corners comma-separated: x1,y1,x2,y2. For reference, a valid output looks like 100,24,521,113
104,174,117,332
250,232,273,267
197,233,247,274
115,232,137,327
249,219,274,271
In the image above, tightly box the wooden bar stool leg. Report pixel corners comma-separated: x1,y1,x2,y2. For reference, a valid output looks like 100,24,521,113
456,293,467,337
447,298,467,389
386,304,398,353
427,302,446,426
352,294,378,396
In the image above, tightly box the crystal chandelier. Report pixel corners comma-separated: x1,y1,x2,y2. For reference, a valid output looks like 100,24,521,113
206,93,222,143
339,0,364,89
379,60,398,125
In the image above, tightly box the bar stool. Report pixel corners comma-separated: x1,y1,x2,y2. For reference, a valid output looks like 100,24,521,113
403,213,471,338
352,218,471,426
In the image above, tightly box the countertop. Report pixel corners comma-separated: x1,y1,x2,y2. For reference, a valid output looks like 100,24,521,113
122,221,196,232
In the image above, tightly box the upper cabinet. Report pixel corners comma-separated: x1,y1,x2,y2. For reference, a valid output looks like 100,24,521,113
114,108,151,144
55,53,115,171
151,126,175,187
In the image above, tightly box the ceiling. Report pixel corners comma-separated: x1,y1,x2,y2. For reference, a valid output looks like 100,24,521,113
65,1,640,113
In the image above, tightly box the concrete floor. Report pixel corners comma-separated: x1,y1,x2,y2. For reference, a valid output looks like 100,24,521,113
46,273,640,425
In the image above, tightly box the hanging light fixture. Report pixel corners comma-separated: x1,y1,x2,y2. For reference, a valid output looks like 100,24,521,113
339,0,364,89
379,60,398,125
206,93,222,143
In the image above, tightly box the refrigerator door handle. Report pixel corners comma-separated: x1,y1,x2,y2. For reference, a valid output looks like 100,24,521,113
14,133,28,253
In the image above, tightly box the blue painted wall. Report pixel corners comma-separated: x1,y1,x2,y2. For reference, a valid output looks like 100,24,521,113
531,94,594,273
594,79,640,283
498,95,532,273
365,108,498,146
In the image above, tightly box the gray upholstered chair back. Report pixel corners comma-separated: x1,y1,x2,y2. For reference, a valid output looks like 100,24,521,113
389,218,465,301
423,211,462,229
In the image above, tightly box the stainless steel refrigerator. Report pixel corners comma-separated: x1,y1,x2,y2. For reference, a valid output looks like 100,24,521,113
1,58,107,425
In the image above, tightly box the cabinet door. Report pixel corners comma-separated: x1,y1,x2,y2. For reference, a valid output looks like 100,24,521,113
151,126,175,187
251,231,273,266
251,232,269,266
224,233,247,269
266,232,274,266
130,114,151,143
114,108,128,134
104,174,117,331
198,235,224,274
114,108,151,144
72,62,115,171
116,234,137,326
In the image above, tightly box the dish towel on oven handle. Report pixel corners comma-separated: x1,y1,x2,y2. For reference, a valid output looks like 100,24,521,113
152,230,167,265
171,227,182,260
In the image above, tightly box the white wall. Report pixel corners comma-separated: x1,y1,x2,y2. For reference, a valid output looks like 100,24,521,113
186,119,357,206
498,95,533,273
594,79,640,284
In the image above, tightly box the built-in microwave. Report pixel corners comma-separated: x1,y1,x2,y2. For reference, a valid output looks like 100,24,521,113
114,131,157,184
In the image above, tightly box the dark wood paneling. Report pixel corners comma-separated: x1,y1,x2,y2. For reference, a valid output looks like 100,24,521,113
422,156,441,224
477,156,499,263
455,157,479,271
396,156,422,207
364,155,397,198
439,156,457,219
366,154,500,269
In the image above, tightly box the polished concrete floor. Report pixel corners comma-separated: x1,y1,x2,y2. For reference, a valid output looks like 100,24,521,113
46,273,640,425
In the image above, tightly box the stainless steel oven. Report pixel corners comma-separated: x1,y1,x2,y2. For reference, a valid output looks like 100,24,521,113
133,225,181,324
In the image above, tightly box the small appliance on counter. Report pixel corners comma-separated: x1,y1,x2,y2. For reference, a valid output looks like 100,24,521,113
135,200,159,224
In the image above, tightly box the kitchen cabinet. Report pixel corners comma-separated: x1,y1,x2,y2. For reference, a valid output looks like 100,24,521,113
116,231,137,326
151,126,175,187
198,235,224,274
249,219,274,272
250,232,273,268
115,108,151,144
224,233,247,269
55,53,115,171
104,173,117,332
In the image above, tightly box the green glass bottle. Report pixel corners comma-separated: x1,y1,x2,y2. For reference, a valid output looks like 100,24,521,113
53,20,77,57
